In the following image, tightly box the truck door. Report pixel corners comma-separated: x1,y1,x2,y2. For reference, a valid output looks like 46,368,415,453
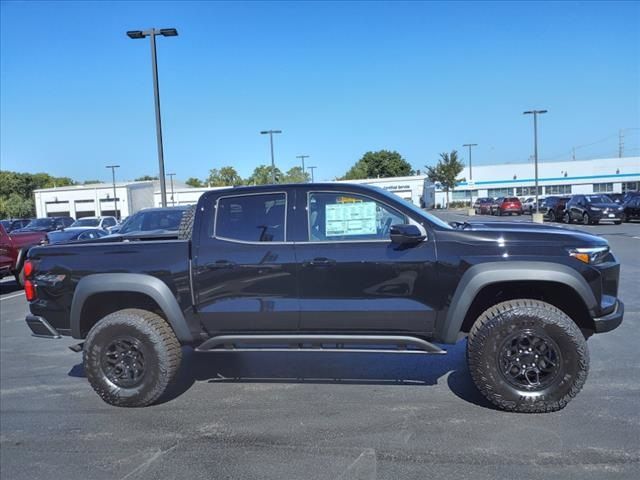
193,190,299,335
294,190,439,336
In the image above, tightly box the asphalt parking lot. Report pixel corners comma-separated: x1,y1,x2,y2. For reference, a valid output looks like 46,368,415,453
1,213,639,480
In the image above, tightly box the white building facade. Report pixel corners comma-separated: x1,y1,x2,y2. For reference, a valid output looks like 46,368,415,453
341,156,640,207
33,181,155,219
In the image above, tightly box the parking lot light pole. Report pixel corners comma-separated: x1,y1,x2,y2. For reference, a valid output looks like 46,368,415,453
523,110,547,214
167,173,176,206
307,166,317,183
127,28,178,207
462,143,478,181
296,155,310,182
106,165,120,219
260,130,282,183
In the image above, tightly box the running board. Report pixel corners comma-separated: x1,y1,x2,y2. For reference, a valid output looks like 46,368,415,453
195,334,446,355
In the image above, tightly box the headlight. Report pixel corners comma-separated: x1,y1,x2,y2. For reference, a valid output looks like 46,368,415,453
618,206,624,211
590,207,601,211
568,246,609,264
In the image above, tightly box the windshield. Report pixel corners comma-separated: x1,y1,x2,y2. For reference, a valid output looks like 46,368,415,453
24,218,54,229
0,220,10,229
119,209,185,234
71,218,100,227
586,195,612,203
372,186,452,229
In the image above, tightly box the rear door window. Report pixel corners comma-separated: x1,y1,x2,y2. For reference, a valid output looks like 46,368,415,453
215,193,286,242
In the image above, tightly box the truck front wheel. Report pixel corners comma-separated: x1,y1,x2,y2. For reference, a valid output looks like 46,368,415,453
466,299,589,413
83,309,182,407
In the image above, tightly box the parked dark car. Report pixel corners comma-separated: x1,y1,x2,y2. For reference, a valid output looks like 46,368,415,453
472,197,493,214
0,218,32,233
607,193,626,205
490,197,523,216
622,196,640,222
45,228,108,245
13,216,75,233
114,207,188,236
24,183,623,413
540,196,571,222
563,194,623,225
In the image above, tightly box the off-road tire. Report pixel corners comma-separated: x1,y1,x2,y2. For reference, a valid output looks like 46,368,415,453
178,205,196,240
83,309,182,407
467,299,589,413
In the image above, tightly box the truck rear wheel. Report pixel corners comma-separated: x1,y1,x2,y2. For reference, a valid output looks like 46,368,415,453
466,299,589,413
83,309,181,407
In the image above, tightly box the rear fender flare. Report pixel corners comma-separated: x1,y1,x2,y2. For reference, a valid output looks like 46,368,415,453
439,261,598,344
70,273,193,342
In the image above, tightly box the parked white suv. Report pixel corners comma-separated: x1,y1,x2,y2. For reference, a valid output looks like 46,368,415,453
69,216,118,231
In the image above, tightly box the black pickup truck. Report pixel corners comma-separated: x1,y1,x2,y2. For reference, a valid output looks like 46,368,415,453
24,183,624,412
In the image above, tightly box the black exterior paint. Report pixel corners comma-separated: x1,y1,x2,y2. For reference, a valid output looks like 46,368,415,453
26,183,623,345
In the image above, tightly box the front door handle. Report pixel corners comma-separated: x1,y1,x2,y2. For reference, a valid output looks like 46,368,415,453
308,257,336,267
204,260,236,270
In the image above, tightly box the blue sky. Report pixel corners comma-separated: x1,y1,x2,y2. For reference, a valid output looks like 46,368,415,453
1,1,639,183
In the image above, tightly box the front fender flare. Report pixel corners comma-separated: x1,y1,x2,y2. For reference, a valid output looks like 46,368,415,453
438,261,598,344
70,273,193,342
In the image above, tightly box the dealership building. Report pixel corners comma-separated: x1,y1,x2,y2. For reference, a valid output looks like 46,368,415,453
342,156,640,207
33,156,640,218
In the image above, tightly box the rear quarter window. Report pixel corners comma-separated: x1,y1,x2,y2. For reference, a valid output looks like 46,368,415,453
215,193,286,242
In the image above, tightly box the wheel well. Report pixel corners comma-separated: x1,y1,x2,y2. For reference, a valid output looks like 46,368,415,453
460,281,595,334
79,292,165,337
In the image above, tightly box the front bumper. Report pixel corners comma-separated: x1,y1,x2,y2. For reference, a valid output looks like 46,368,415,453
591,211,623,221
593,300,624,333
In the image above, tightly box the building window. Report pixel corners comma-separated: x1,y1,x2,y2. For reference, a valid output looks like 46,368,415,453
622,182,639,193
545,185,572,195
593,183,613,193
452,190,478,200
487,188,513,197
515,186,543,196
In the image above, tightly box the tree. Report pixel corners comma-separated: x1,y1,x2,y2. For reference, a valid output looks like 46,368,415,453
425,150,465,206
342,150,414,180
246,165,283,185
83,180,103,185
135,175,159,181
0,193,35,218
185,177,204,188
283,166,310,183
207,166,243,187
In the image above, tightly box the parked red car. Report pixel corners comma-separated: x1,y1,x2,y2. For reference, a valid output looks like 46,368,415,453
0,224,47,286
491,197,523,216
473,197,494,214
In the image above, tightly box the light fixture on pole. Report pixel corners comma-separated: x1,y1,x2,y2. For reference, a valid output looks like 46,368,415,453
296,155,310,182
106,165,120,219
260,130,282,184
166,173,176,206
307,166,317,183
523,109,548,214
126,27,178,207
462,143,478,181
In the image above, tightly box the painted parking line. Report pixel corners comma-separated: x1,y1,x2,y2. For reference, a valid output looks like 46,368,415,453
0,292,25,301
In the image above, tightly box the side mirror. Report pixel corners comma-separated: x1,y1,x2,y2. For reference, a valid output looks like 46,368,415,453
390,224,426,245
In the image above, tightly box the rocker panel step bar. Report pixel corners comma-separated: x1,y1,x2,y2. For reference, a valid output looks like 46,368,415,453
195,334,446,354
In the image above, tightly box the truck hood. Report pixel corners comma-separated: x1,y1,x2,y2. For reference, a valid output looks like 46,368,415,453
446,220,607,248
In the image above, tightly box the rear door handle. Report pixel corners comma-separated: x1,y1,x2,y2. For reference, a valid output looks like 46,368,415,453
308,257,336,267
204,260,236,270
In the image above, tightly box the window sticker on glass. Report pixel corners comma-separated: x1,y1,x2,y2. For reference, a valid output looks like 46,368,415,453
325,201,377,236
